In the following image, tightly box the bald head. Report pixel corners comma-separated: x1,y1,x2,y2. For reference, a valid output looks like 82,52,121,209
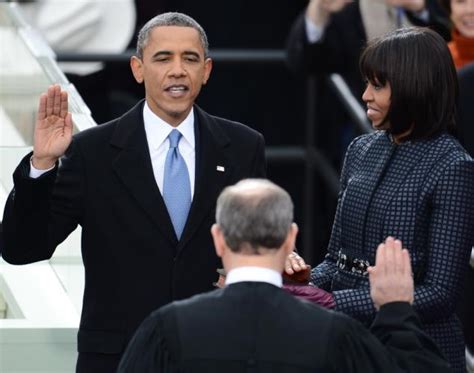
215,179,294,254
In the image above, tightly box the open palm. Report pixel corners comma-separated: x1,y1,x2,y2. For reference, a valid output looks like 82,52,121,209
33,85,73,169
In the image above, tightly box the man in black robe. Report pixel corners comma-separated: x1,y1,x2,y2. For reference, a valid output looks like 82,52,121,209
118,179,450,373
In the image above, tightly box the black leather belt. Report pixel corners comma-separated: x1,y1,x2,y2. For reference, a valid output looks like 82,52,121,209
336,251,370,276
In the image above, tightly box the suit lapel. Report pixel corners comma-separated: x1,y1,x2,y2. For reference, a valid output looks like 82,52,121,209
110,101,177,247
177,106,232,251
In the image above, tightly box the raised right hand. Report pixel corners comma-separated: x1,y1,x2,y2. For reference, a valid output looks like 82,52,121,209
32,84,73,169
368,237,414,310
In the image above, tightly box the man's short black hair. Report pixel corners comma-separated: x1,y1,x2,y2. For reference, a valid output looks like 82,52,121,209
360,27,458,141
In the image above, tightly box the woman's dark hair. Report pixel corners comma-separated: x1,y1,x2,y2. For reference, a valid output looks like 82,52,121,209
360,27,458,141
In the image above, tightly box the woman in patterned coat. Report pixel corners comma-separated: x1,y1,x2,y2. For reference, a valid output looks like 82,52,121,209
310,27,474,372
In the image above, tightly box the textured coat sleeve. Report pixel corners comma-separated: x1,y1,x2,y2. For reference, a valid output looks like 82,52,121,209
329,302,451,373
2,140,84,264
411,158,474,322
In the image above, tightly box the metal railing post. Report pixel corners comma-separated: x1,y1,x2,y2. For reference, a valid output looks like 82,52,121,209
302,76,317,264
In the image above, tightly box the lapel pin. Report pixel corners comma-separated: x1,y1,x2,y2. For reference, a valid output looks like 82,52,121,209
216,165,225,172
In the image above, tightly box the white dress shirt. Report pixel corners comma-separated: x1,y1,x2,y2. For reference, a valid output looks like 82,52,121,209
30,101,196,198
143,102,195,198
225,267,283,288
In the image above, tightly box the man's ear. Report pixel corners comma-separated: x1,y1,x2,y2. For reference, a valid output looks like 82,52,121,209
130,56,144,84
202,58,213,85
211,224,225,258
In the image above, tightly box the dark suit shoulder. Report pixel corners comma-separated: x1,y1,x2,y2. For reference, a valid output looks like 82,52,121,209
73,100,143,146
211,115,260,136
66,120,120,164
73,118,117,143
196,106,263,141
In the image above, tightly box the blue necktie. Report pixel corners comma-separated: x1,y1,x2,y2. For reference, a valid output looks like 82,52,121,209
163,129,191,239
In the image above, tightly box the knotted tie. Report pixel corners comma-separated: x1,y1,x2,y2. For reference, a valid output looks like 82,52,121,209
163,129,191,239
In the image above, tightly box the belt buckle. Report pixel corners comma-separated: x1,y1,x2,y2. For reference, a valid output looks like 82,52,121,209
336,252,348,270
351,258,370,276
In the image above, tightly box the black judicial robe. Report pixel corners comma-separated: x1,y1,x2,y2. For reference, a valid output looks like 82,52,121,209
118,282,450,373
